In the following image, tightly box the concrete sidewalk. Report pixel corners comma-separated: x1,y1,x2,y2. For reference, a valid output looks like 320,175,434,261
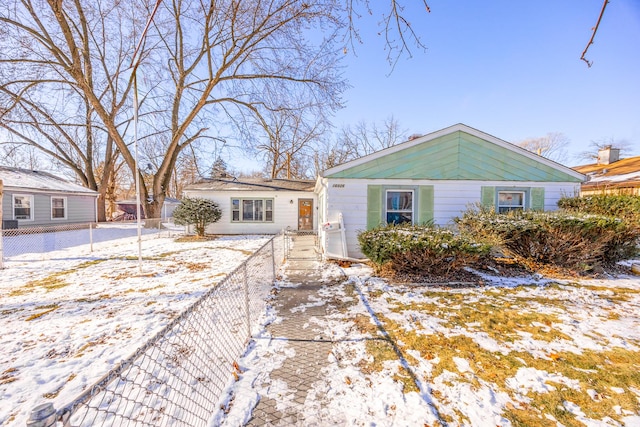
244,235,340,426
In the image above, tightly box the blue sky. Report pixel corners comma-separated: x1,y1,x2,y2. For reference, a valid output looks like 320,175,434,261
332,0,640,166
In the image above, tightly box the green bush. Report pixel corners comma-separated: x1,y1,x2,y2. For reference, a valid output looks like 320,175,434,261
455,207,639,271
173,197,222,237
558,194,640,225
358,224,491,278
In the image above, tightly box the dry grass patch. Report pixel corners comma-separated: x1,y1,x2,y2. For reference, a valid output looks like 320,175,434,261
75,336,108,358
183,262,210,271
42,373,76,399
328,283,358,313
174,235,218,242
352,314,378,336
25,304,60,321
10,273,68,296
390,295,571,344
518,348,640,422
374,286,640,426
1,367,19,385
358,339,396,374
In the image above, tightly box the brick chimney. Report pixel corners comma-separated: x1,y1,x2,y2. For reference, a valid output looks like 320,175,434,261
597,146,620,165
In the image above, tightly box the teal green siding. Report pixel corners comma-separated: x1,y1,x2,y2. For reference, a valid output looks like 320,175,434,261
367,185,382,229
530,187,545,211
327,131,582,183
418,186,434,224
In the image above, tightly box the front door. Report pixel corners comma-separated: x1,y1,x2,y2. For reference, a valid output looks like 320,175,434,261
298,199,313,230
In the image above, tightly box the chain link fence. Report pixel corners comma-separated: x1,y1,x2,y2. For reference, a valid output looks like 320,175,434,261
0,221,181,268
26,233,285,427
284,228,320,260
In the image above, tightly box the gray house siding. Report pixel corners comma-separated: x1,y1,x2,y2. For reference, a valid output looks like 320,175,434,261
2,189,97,227
1,167,99,228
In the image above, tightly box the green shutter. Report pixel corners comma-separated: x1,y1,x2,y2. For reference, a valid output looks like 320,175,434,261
367,185,382,229
530,187,545,211
418,185,434,224
481,186,495,208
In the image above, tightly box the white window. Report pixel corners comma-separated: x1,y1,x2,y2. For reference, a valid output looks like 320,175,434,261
498,191,525,213
231,198,273,222
51,197,67,219
13,194,34,220
386,190,413,224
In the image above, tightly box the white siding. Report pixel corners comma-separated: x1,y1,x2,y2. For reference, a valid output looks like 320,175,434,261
323,179,369,258
183,189,317,234
322,178,582,258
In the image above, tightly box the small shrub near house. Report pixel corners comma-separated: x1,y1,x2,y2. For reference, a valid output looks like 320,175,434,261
358,224,491,280
558,194,640,225
173,197,222,237
455,206,639,272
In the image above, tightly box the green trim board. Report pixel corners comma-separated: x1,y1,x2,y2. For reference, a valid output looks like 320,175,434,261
481,186,495,208
366,184,434,229
530,187,545,211
418,186,434,224
327,131,582,183
366,185,382,229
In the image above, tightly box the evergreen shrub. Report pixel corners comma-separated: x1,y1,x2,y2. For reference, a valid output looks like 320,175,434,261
358,224,491,278
455,207,639,271
174,197,222,237
558,194,640,225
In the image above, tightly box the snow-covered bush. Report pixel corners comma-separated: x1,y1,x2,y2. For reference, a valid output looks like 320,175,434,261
455,206,639,272
173,197,222,237
558,194,640,225
358,224,490,279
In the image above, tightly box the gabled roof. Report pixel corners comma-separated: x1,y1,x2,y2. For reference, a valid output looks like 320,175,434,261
573,155,640,190
0,166,98,195
185,177,315,192
322,123,585,183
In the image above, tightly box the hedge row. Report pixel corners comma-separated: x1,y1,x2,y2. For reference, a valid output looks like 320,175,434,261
558,194,640,225
358,224,490,278
455,207,639,272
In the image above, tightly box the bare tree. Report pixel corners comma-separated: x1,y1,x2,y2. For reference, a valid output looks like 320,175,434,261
516,132,570,164
250,89,330,179
346,0,430,69
1,0,349,218
576,138,634,163
581,0,609,67
314,115,407,173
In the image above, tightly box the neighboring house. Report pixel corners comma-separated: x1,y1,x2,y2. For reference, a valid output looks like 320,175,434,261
0,166,98,229
113,197,180,221
572,146,640,195
316,123,585,258
182,177,317,234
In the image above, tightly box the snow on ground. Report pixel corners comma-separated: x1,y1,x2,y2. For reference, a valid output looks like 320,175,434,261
0,231,271,426
3,226,640,427
224,262,640,427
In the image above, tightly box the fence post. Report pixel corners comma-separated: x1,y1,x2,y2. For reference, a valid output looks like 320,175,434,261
26,403,57,427
270,238,276,281
243,263,251,339
89,222,93,253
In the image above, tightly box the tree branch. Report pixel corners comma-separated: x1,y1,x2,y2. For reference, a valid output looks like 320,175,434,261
581,0,609,67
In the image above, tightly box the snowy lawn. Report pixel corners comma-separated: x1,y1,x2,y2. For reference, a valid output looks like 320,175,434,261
0,233,271,426
228,262,640,427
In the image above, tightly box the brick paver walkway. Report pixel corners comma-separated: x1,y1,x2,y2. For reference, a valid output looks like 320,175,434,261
245,236,336,426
